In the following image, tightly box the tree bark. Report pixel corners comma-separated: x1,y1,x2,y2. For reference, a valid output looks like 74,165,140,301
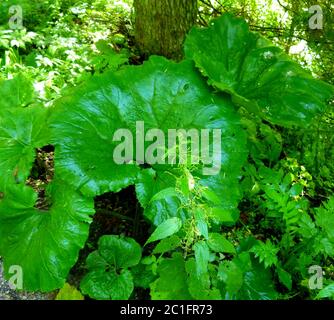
133,0,198,60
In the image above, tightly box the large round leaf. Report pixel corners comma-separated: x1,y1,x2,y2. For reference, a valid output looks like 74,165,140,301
96,235,142,269
80,235,142,300
50,79,140,197
121,57,247,225
81,269,134,300
0,180,94,291
50,56,246,198
185,14,334,127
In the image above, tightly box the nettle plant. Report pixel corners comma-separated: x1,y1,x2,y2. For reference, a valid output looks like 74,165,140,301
0,14,333,299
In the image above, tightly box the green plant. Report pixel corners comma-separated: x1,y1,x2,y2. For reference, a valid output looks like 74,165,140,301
80,235,142,300
0,13,333,300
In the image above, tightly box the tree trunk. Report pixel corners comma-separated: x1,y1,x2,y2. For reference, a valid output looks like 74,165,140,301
133,0,198,60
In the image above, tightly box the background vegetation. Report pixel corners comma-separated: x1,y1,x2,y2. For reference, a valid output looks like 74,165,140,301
0,0,333,300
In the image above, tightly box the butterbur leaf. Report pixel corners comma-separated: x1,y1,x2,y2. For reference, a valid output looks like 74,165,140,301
145,217,182,245
0,74,36,109
51,56,246,199
49,76,140,197
185,13,334,127
97,235,142,269
0,105,51,185
80,236,142,300
118,56,246,225
56,283,84,300
81,268,134,300
0,180,94,292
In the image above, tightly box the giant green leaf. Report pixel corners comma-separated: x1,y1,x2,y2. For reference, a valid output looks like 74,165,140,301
50,56,247,210
185,14,334,127
126,57,247,225
0,180,94,292
0,105,50,186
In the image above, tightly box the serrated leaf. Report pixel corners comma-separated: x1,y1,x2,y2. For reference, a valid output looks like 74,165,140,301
316,283,334,299
277,267,292,290
136,169,188,225
194,208,208,239
218,261,244,295
153,235,181,254
315,197,334,238
149,187,179,204
210,208,236,223
150,253,192,300
193,241,210,276
186,258,221,299
207,233,236,254
145,217,182,245
250,240,279,268
185,13,334,128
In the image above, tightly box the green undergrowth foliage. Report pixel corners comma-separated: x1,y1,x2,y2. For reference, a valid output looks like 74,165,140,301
0,13,334,300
